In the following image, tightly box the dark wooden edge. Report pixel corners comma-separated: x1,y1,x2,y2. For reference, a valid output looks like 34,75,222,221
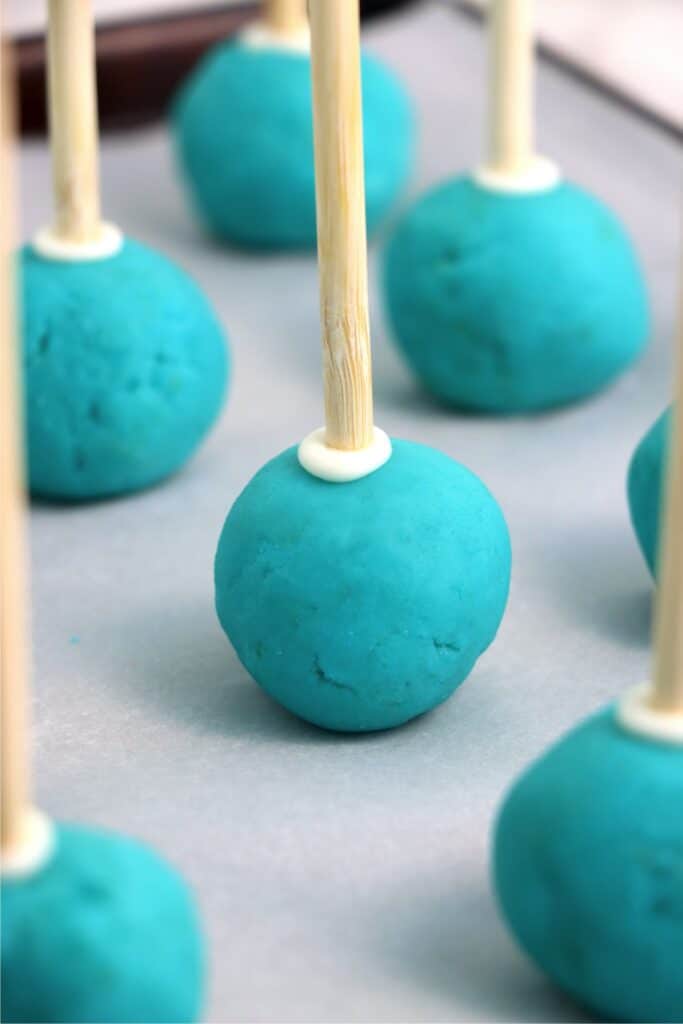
16,3,259,135
21,1,676,144
15,0,421,136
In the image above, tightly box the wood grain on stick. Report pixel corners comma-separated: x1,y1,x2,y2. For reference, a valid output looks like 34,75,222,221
265,0,307,36
488,0,534,176
652,277,683,713
309,0,374,451
0,39,31,855
47,0,101,243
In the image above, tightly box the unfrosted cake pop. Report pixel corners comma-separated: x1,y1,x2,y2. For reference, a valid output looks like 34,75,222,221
493,269,683,1021
0,65,204,1022
628,406,669,577
172,0,414,249
23,0,228,501
213,0,510,733
2,823,204,1024
384,0,648,413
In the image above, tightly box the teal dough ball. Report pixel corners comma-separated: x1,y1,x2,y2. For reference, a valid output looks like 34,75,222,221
627,407,669,577
1,823,204,1023
384,176,649,412
494,706,683,1022
22,238,229,501
172,42,414,249
214,439,510,732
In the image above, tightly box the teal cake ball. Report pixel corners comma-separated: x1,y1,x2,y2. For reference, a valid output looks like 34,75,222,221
172,41,414,249
384,176,649,412
494,706,683,1022
214,440,510,732
1,823,204,1023
22,238,228,501
627,407,669,577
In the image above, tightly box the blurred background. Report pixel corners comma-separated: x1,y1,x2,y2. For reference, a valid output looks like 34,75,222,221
458,0,682,134
7,0,683,137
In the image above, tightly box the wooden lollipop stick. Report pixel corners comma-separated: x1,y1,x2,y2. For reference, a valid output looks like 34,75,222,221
651,280,683,713
309,0,374,452
488,0,535,177
0,38,31,855
47,0,101,244
265,0,308,35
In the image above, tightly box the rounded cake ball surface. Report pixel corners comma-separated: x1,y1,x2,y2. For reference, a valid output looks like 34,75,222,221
172,42,414,249
1,824,204,1024
627,407,669,578
494,706,683,1023
384,176,649,412
214,439,511,732
22,238,229,501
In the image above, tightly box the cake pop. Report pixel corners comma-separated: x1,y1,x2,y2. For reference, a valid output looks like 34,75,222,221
172,0,414,250
213,0,510,733
493,285,683,1020
1,50,205,1023
628,406,670,577
23,0,228,502
384,0,649,413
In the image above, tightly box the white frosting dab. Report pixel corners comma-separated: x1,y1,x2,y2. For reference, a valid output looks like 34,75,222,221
32,222,124,262
617,682,683,746
474,156,561,195
298,427,392,483
240,21,310,55
1,808,56,879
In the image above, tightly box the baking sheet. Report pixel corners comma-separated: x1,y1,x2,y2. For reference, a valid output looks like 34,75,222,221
20,3,680,1021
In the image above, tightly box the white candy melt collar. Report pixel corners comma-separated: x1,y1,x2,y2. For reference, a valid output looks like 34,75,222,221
617,683,683,746
32,222,124,262
474,156,561,195
1,809,56,879
240,21,310,55
298,427,392,482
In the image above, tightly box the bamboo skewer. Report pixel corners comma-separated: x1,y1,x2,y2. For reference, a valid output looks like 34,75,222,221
47,0,101,245
477,0,557,192
619,269,683,742
487,0,534,179
265,0,308,37
309,0,374,452
651,279,683,713
0,37,31,859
